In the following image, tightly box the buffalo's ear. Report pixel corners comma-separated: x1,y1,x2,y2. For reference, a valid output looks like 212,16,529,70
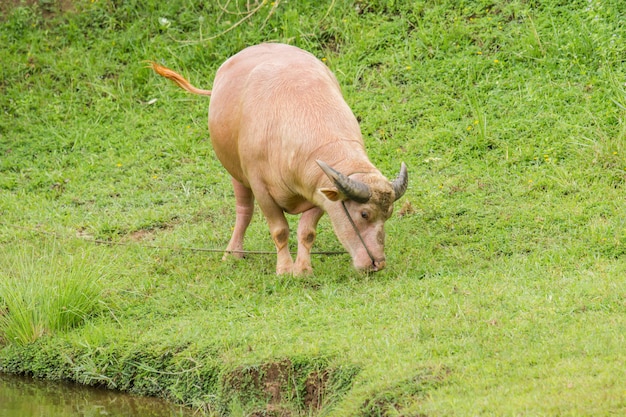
319,187,344,201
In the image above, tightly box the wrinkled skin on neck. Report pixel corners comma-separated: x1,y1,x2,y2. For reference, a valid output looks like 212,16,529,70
319,174,395,272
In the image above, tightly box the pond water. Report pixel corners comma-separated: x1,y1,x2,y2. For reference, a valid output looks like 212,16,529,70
0,373,196,417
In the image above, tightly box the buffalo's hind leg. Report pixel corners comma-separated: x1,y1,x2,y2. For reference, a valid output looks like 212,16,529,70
223,178,254,260
294,207,324,275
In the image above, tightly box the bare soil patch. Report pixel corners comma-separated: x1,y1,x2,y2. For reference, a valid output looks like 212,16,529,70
1,0,74,19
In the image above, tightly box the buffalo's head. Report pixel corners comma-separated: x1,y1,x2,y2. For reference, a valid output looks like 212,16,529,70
317,160,408,272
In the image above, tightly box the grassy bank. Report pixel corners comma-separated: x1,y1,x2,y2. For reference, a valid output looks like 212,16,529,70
1,0,625,415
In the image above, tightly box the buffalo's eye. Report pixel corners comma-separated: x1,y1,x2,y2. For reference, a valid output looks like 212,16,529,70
361,211,370,220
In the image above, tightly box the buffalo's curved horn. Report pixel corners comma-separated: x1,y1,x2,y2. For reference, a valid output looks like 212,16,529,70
316,160,371,203
391,162,408,201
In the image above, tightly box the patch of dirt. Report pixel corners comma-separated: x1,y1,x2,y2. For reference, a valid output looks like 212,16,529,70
124,221,178,242
263,360,290,405
222,359,336,415
397,200,416,217
304,370,330,410
1,0,75,19
128,229,156,242
224,360,291,406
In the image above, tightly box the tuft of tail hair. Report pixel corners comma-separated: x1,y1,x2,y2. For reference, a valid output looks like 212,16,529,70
148,61,212,96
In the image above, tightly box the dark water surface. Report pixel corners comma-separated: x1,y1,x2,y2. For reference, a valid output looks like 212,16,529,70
0,373,196,416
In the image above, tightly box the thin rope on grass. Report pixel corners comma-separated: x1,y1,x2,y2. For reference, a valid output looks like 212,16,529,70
4,223,347,256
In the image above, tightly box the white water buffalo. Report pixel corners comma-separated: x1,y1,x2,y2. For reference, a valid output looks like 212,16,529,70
150,43,407,274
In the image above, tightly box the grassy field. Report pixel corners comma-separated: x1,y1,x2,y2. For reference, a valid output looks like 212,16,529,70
1,0,626,415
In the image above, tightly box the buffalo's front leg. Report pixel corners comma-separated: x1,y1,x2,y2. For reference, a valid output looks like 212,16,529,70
294,207,324,275
264,211,294,275
223,178,254,260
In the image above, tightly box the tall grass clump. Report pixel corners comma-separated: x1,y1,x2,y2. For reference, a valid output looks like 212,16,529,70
0,242,108,346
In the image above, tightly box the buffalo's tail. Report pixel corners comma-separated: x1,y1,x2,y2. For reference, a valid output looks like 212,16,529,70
148,61,212,96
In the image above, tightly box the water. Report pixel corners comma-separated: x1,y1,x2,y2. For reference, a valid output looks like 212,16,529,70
0,373,197,417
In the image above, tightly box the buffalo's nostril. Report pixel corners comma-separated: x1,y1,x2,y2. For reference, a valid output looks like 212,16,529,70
372,258,386,272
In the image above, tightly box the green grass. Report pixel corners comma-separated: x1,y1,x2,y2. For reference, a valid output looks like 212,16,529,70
1,0,626,415
0,240,108,345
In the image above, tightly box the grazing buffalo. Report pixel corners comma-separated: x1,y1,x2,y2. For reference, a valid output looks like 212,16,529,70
151,43,408,274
